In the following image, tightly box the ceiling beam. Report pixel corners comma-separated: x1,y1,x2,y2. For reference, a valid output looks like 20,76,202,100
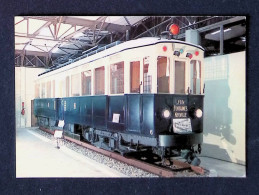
15,49,49,57
15,34,70,44
32,21,52,36
62,16,130,33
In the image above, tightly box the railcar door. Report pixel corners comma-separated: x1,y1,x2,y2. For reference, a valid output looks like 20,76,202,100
56,98,64,120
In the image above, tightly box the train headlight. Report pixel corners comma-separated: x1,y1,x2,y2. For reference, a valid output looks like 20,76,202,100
195,109,203,118
162,109,171,119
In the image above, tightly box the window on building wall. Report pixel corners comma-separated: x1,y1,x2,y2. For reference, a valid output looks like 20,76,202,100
66,76,70,97
35,83,40,98
41,83,45,98
175,61,185,94
46,81,51,98
157,56,170,93
130,61,140,93
71,73,80,96
110,61,124,94
95,66,105,95
143,57,152,93
82,70,91,95
190,60,201,94
52,80,55,97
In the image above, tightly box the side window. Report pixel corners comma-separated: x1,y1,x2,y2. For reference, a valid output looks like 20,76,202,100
190,60,201,94
157,56,170,93
41,82,45,98
59,80,64,97
110,61,124,94
66,76,70,97
52,80,55,97
71,73,80,96
143,57,152,93
95,66,105,95
175,61,185,94
46,81,51,98
35,83,40,98
130,61,140,93
81,70,91,95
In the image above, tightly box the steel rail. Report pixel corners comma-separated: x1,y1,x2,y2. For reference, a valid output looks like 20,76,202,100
39,127,204,177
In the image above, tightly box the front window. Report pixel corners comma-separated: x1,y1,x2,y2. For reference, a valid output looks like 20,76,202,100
190,60,201,94
95,66,105,95
110,61,124,94
175,61,185,94
157,56,170,93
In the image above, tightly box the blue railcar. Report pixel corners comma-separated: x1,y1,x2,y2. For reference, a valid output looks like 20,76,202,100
34,36,205,165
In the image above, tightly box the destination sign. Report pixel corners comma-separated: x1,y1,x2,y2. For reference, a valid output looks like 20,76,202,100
174,99,188,118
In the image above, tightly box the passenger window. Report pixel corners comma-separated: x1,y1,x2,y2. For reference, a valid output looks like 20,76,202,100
71,73,80,96
59,80,64,97
130,61,140,93
157,56,170,93
41,83,45,98
46,81,51,98
35,83,40,98
190,60,201,94
95,66,105,95
110,61,124,94
66,76,70,97
143,57,152,93
52,80,55,97
175,61,185,94
81,70,91,95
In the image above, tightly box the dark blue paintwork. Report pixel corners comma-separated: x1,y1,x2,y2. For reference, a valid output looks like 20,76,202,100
34,94,204,138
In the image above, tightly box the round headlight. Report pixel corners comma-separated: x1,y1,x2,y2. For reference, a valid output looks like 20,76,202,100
195,109,203,118
162,109,171,119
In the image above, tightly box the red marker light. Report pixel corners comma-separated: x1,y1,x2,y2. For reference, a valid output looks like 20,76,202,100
195,51,199,56
169,24,180,35
163,46,167,52
186,53,193,59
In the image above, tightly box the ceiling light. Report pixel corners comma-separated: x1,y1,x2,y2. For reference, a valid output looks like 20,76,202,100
211,28,231,35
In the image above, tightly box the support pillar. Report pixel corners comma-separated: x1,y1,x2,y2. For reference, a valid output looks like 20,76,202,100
220,25,224,55
185,30,201,45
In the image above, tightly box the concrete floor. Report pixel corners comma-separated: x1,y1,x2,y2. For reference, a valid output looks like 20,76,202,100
16,127,246,178
16,128,128,178
199,156,246,177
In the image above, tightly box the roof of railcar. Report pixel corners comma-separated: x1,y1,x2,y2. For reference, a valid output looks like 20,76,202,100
39,37,204,77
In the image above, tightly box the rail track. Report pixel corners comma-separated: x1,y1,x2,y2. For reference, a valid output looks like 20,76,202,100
39,127,205,177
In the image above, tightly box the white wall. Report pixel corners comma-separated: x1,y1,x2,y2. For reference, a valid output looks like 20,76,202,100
202,51,246,165
15,67,45,128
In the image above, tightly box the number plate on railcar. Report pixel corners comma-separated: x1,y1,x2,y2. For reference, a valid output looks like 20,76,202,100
173,118,192,134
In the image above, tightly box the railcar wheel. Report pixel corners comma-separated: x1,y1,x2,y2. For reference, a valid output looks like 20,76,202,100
82,127,94,143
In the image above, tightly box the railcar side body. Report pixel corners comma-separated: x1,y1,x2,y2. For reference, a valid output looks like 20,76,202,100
34,37,205,165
